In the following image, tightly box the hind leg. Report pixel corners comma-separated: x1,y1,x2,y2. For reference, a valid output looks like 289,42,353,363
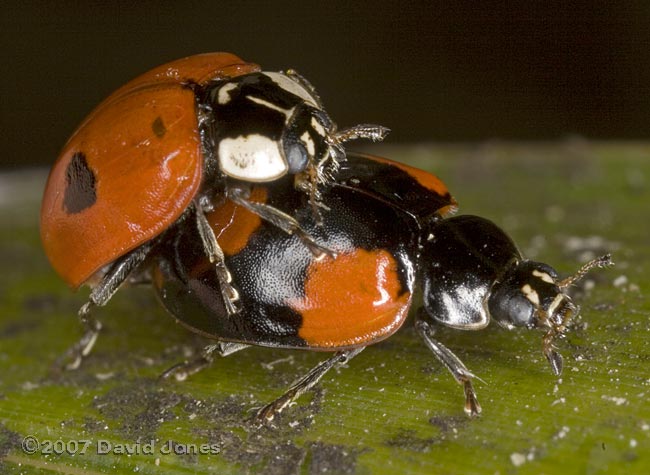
254,347,364,424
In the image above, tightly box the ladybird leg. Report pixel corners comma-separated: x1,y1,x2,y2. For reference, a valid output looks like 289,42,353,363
228,188,335,259
195,201,241,315
253,347,364,425
415,319,482,417
160,342,249,381
54,243,153,373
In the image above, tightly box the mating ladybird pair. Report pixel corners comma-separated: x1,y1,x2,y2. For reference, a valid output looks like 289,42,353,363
41,53,611,422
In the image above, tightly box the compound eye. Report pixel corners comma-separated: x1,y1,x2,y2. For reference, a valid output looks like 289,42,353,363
285,141,309,174
489,284,537,328
508,294,536,326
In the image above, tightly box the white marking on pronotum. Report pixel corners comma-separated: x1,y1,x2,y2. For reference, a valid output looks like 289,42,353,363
263,72,319,107
532,269,555,284
218,134,287,181
521,284,540,306
217,82,238,105
247,96,293,118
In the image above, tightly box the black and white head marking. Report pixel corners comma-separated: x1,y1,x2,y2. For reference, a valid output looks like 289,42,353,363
205,70,388,186
490,254,612,375
209,71,321,182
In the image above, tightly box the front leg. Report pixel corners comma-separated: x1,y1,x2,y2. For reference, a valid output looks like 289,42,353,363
415,317,482,416
228,187,335,259
195,199,241,315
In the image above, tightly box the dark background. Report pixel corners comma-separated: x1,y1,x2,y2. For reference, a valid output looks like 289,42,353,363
3,1,650,169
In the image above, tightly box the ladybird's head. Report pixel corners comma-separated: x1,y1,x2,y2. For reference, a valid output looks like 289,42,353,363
488,255,612,375
208,71,388,186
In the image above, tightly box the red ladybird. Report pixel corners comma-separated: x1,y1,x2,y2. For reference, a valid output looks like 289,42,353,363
41,53,387,369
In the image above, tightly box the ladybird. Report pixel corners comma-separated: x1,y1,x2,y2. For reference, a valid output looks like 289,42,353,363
151,153,611,422
40,53,387,370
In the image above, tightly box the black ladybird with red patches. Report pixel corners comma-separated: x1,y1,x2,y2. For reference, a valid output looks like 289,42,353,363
152,153,611,421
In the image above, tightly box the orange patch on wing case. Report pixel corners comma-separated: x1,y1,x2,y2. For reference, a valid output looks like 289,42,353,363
292,248,412,348
204,187,268,256
368,155,453,199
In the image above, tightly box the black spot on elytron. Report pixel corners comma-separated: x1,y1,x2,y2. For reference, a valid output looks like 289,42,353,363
152,116,166,138
63,152,97,214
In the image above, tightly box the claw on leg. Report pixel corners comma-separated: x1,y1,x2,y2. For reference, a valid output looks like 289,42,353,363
462,379,482,417
52,303,102,374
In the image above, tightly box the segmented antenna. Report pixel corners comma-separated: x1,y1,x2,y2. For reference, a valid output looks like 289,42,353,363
558,254,614,289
